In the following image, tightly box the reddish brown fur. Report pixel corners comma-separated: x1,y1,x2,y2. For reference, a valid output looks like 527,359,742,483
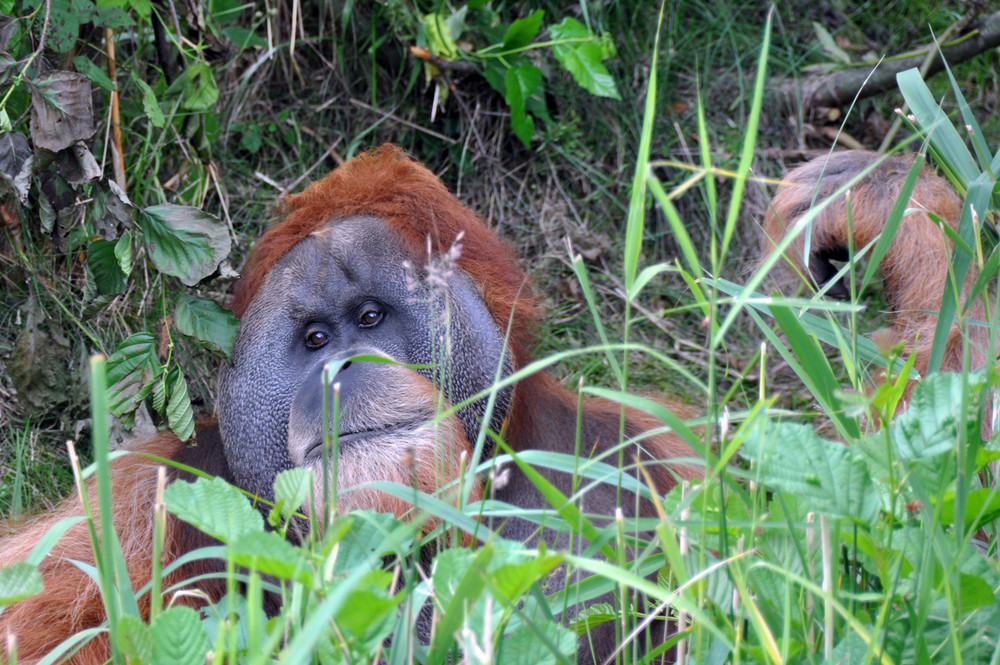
321,368,483,521
235,146,698,483
0,434,222,664
762,150,987,376
233,145,537,360
1,145,700,662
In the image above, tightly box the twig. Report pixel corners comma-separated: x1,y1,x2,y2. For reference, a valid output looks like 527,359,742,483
409,46,478,74
771,9,1000,112
104,28,126,194
349,98,458,144
280,136,344,196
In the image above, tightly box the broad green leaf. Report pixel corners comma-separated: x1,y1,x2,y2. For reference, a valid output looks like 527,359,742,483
87,238,127,295
503,10,544,50
105,332,161,418
165,476,264,543
116,615,152,665
489,550,562,603
939,488,1000,530
568,602,616,635
444,5,467,48
0,561,43,604
223,25,267,49
139,204,230,286
548,18,619,100
165,366,194,442
125,0,151,17
426,546,494,665
334,511,414,569
180,63,219,111
33,0,94,53
423,12,460,60
505,65,542,148
892,371,985,461
209,0,245,24
227,530,312,585
150,606,210,665
270,467,311,526
742,419,879,522
93,4,138,28
131,72,165,128
496,596,576,665
173,295,239,358
114,230,132,277
72,55,114,92
324,570,400,662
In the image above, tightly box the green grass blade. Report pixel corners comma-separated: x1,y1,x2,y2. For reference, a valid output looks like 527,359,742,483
623,1,666,291
720,7,771,265
926,174,992,373
896,68,978,184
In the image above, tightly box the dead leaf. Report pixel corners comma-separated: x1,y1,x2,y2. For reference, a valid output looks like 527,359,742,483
0,131,33,203
30,71,96,152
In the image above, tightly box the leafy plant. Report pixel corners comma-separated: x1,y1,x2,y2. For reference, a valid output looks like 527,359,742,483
415,6,620,147
0,0,251,440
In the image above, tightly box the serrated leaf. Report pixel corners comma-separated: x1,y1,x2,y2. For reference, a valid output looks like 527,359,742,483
505,65,541,148
272,467,311,525
166,366,194,442
150,606,210,665
742,419,879,522
568,602,616,635
151,374,167,414
173,296,239,358
87,237,127,295
548,18,620,100
503,10,543,50
165,476,263,543
892,371,985,461
105,332,162,418
0,561,43,604
227,530,312,585
131,72,164,128
139,204,230,286
117,615,152,664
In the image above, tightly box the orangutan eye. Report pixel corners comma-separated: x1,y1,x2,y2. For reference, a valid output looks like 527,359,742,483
304,326,331,350
357,302,385,328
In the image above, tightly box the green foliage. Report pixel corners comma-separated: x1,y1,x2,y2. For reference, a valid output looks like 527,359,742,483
0,0,247,443
0,561,43,604
3,5,1000,665
417,5,620,147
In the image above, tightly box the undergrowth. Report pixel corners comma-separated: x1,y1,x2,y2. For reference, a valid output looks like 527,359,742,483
2,2,1000,664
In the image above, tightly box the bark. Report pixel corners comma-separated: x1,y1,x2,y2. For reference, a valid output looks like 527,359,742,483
773,10,1000,110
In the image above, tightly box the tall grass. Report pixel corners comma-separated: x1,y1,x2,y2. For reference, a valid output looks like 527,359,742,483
3,11,1000,665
